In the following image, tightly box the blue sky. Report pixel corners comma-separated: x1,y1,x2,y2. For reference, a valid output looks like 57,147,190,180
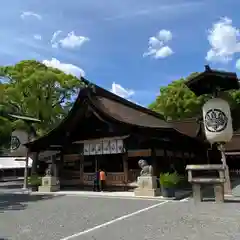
1,0,240,106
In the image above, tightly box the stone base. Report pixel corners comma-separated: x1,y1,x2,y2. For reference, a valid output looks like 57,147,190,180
38,185,60,192
38,176,60,193
134,176,160,197
134,188,160,197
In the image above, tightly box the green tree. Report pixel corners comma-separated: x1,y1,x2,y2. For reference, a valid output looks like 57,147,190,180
149,73,240,121
149,73,210,120
0,60,86,152
0,60,85,136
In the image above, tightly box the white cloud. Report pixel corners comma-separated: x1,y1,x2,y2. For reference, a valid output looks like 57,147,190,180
158,29,172,42
206,17,240,63
143,29,173,59
110,82,135,99
42,58,85,77
236,59,240,70
51,30,63,48
20,11,42,20
33,34,42,40
51,31,89,49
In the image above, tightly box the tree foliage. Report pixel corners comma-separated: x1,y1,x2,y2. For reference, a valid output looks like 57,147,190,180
0,60,85,152
149,72,240,121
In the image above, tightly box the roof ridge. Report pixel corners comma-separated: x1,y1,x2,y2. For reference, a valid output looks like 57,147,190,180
81,77,166,121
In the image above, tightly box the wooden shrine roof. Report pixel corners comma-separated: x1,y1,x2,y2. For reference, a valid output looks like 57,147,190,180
92,96,171,128
169,118,240,152
25,77,203,152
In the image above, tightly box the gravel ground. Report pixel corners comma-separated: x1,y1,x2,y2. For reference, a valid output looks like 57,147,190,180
0,193,163,240
77,199,240,240
1,181,240,240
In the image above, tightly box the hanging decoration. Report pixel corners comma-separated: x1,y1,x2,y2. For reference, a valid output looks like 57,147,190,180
84,139,125,155
203,98,233,144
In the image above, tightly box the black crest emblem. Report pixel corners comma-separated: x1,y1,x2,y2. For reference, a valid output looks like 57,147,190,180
11,136,21,150
204,109,228,133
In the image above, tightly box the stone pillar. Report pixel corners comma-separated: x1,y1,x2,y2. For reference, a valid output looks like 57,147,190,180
192,184,203,203
214,184,224,203
219,145,232,196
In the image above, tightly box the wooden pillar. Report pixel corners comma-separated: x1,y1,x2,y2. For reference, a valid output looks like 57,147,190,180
58,150,64,179
95,156,98,172
23,147,30,189
123,153,128,183
51,155,57,177
31,152,39,176
80,154,84,185
151,149,157,176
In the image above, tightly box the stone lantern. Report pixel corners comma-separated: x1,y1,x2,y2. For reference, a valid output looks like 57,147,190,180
185,65,240,196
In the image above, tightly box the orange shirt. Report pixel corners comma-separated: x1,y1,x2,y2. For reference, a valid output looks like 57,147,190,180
100,171,106,181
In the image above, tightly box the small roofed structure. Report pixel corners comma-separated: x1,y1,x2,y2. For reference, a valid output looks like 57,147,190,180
0,157,33,181
185,65,239,96
25,77,208,189
185,65,240,196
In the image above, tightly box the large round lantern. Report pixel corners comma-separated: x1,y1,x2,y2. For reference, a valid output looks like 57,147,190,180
202,98,233,144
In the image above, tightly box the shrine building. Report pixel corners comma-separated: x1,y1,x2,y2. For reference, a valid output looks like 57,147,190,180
26,78,208,189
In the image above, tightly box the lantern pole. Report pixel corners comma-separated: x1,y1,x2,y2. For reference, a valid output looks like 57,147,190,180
213,89,232,195
217,143,232,195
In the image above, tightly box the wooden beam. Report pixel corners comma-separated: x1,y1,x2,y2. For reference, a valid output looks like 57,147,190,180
127,149,151,157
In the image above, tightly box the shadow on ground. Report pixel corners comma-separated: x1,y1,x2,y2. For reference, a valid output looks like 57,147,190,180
0,184,23,190
0,193,62,212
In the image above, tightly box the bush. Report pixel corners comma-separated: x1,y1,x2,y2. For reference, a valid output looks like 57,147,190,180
160,172,181,188
28,174,42,186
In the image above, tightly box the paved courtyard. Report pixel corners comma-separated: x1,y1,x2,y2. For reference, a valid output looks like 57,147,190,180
1,182,240,240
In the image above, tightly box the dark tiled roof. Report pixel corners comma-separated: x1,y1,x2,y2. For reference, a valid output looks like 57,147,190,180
25,79,203,151
168,118,200,137
225,134,240,151
93,96,172,128
169,118,240,152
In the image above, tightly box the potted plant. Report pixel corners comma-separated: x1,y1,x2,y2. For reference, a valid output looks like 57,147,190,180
160,172,180,198
28,174,42,191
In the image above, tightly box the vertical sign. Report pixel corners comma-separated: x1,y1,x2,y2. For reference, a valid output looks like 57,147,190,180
89,143,96,155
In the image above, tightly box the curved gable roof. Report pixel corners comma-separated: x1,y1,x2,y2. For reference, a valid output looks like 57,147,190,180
25,77,187,151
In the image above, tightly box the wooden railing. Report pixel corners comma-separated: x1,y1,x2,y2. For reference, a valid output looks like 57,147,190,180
83,172,125,186
83,170,140,186
61,170,80,179
128,169,140,182
83,173,95,185
60,169,140,186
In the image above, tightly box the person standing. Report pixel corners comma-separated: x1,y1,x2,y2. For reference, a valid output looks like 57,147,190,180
99,169,106,192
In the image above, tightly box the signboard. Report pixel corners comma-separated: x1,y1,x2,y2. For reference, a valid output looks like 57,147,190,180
89,144,96,155
84,139,125,155
84,144,90,155
117,139,124,153
110,140,117,154
103,140,110,154
95,143,102,155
